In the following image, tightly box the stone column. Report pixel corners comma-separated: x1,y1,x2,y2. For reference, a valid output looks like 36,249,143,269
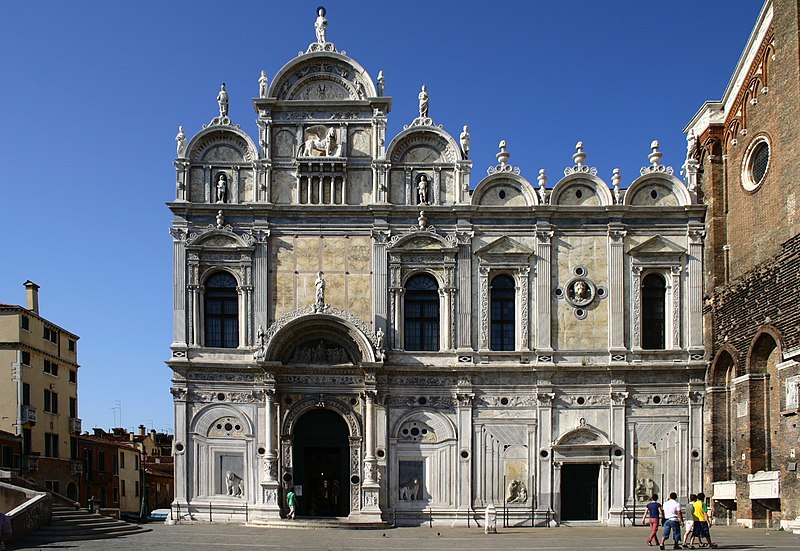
601,460,612,521
536,390,555,525
678,421,689,499
608,390,628,523
258,386,280,518
551,461,562,525
372,230,390,332
688,390,704,494
364,391,377,482
170,387,189,516
455,386,474,523
687,229,704,352
478,265,490,351
253,231,270,336
535,229,554,352
456,231,473,351
170,229,187,346
607,227,626,354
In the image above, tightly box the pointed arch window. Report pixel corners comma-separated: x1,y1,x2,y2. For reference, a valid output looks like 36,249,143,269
404,274,439,351
641,273,666,349
204,272,239,348
490,275,515,351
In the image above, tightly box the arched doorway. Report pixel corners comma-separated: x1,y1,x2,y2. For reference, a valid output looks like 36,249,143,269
66,482,78,501
293,409,350,517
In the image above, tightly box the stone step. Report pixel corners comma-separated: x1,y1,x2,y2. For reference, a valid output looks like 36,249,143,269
21,506,151,545
248,518,392,530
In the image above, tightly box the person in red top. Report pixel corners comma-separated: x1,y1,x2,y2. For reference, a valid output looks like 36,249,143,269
642,494,663,547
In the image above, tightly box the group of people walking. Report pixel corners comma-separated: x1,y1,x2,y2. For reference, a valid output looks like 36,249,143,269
642,492,717,549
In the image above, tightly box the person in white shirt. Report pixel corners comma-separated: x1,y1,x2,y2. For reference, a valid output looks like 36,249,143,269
659,492,684,550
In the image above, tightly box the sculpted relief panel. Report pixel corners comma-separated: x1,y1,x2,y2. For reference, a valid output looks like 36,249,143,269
349,128,371,157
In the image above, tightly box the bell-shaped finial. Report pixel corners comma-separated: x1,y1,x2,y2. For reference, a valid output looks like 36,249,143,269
497,140,510,165
648,140,663,166
573,141,587,167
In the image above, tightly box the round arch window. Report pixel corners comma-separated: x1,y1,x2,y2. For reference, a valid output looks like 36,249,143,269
742,137,770,191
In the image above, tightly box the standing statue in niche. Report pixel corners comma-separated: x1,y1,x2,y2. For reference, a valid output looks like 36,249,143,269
258,70,269,98
355,80,366,99
417,174,429,205
175,126,186,157
217,83,229,118
216,173,228,203
315,6,328,43
460,125,470,159
418,85,429,118
313,271,326,312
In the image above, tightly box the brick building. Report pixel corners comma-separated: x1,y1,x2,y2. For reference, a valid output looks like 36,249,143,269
685,0,800,529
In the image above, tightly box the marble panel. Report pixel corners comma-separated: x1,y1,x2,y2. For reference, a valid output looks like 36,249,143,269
346,273,371,322
322,237,347,272
441,170,453,204
238,169,253,202
272,128,295,158
389,170,405,204
271,170,296,204
324,272,345,310
346,237,372,273
296,237,321,272
204,144,244,163
349,128,371,157
190,167,205,203
348,170,372,204
274,272,296,318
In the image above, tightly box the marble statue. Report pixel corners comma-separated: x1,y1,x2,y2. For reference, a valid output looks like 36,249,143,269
377,70,385,96
314,271,326,311
356,80,366,99
216,173,228,203
399,478,420,500
217,83,229,118
460,125,470,158
259,70,269,98
417,174,429,205
175,126,186,157
376,327,384,350
418,85,429,118
315,6,327,43
225,471,244,497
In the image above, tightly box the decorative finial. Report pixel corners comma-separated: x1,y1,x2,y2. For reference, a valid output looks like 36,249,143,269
537,169,548,202
258,70,269,98
496,140,510,165
648,140,662,166
377,71,385,96
612,168,621,203
418,85,429,118
573,141,586,167
418,210,428,229
216,210,225,229
315,6,328,44
217,83,229,118
175,125,186,157
460,125,470,159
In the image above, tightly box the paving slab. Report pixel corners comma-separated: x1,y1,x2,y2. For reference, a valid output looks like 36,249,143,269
10,524,799,551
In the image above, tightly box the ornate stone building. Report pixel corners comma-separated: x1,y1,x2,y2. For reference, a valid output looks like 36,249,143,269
167,8,706,526
685,0,800,530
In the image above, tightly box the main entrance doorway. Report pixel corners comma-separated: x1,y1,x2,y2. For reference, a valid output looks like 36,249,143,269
560,463,600,521
293,409,350,517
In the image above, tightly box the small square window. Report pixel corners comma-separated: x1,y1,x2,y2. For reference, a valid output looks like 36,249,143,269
21,316,29,331
21,351,31,366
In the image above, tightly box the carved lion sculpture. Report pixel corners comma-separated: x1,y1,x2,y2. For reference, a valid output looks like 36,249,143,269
301,127,338,157
225,470,244,497
399,478,420,501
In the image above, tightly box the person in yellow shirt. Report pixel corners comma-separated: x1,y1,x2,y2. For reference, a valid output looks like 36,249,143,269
688,491,716,548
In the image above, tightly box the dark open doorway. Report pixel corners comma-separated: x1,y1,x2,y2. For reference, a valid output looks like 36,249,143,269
293,409,350,517
560,463,600,520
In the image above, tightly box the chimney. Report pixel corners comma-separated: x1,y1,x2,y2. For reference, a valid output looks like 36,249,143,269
23,280,39,314
139,425,146,436
93,428,104,437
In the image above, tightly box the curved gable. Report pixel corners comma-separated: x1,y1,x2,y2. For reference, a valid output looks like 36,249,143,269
550,173,613,206
472,174,538,207
624,173,693,206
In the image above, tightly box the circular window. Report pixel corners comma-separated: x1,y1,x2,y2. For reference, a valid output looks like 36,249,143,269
575,189,583,199
742,137,770,191
499,190,506,199
650,189,658,199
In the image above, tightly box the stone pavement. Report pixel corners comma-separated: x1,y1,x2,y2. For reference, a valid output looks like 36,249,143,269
10,524,799,551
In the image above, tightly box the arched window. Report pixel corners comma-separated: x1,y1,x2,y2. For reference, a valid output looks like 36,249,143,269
641,273,666,349
490,275,515,351
404,274,439,351
204,272,239,348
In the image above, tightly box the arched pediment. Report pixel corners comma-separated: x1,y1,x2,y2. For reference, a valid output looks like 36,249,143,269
550,173,613,206
262,308,378,364
555,426,609,446
472,173,539,207
389,230,453,251
387,127,461,164
185,228,256,250
187,127,257,164
270,52,377,100
190,404,255,437
624,173,693,206
391,409,457,443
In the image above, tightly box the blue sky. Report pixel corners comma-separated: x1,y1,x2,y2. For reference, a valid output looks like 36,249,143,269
0,1,763,433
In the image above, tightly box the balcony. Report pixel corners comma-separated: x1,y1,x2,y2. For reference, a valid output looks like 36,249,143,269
748,470,781,500
69,416,82,434
21,405,37,424
22,455,39,472
70,459,83,476
712,480,737,501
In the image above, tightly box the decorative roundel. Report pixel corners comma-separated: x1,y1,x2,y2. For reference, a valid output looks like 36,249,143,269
742,135,770,191
574,308,587,320
565,277,595,308
174,442,186,455
460,449,470,460
572,265,588,277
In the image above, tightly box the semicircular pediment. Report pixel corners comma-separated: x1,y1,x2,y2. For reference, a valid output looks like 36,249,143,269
556,427,609,446
189,129,254,164
388,129,457,164
271,54,377,101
